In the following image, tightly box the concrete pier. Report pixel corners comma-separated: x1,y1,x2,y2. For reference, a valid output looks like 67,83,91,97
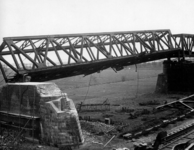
156,60,194,93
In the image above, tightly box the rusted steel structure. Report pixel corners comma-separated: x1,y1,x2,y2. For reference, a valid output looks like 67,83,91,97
0,29,193,82
77,100,110,112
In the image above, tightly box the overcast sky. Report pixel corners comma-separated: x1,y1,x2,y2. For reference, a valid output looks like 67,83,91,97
0,0,194,44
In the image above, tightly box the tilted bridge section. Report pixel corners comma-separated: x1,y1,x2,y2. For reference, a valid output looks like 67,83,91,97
0,29,194,82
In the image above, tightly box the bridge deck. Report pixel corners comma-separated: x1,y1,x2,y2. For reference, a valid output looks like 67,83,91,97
17,49,181,82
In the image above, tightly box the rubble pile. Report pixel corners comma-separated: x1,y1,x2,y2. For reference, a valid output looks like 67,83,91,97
82,130,103,143
80,120,117,135
0,128,25,150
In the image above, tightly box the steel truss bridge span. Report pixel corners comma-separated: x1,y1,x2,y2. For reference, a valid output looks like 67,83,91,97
0,29,194,82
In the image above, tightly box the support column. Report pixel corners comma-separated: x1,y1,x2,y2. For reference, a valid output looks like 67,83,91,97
155,60,171,93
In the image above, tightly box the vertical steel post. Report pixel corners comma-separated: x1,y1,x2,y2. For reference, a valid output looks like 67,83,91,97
0,61,8,82
182,34,185,61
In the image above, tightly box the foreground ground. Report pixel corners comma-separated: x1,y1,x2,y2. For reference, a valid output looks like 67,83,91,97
76,92,191,150
53,64,192,150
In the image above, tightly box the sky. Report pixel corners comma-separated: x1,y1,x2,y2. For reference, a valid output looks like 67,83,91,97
0,0,194,44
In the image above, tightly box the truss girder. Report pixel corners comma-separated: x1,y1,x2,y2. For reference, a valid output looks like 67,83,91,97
0,29,192,82
173,34,194,55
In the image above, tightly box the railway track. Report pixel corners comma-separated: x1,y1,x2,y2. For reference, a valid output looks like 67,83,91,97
154,94,194,150
123,94,194,140
158,95,194,150
160,125,194,150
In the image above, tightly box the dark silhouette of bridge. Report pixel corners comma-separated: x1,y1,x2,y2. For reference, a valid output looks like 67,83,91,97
0,29,193,82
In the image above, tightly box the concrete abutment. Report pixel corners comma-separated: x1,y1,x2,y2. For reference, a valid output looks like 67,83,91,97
0,82,84,147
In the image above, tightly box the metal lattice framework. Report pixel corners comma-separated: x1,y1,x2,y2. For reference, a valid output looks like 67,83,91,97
172,34,194,55
0,29,193,82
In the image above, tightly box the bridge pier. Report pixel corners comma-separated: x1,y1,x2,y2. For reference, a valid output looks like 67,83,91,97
156,59,194,93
